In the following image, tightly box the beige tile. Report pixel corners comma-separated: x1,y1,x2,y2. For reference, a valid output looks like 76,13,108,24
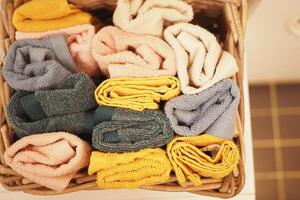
279,114,300,138
282,147,300,171
251,115,273,139
256,179,278,200
284,179,300,200
277,84,300,107
249,85,271,109
254,148,277,172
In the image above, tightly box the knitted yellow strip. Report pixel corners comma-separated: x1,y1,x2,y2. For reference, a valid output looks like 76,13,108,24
13,0,92,32
95,76,180,111
88,148,172,189
167,134,240,186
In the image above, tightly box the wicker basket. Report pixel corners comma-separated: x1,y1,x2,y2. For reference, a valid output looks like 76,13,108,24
0,0,247,198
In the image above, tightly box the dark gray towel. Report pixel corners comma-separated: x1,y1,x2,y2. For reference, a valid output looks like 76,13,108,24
92,106,174,152
3,35,77,91
164,79,240,139
7,73,97,138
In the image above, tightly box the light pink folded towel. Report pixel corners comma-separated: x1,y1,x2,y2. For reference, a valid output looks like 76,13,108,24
92,26,176,78
4,132,91,191
113,0,193,37
15,24,100,77
164,23,239,94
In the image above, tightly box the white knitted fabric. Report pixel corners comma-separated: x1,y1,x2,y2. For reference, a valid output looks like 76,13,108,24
164,23,239,94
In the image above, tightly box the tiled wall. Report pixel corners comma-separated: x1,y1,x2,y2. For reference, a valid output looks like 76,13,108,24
250,83,300,200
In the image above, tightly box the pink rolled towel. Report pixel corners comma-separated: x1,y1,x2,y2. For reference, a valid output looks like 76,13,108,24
92,26,176,78
113,0,193,37
15,24,100,77
4,132,91,191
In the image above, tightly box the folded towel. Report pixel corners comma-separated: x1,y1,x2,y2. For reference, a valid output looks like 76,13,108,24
88,148,171,189
164,23,239,94
4,132,91,191
3,35,77,91
167,134,240,186
7,73,97,138
92,26,176,78
113,0,193,37
95,76,180,111
91,106,173,152
164,79,240,139
15,24,100,77
13,0,92,32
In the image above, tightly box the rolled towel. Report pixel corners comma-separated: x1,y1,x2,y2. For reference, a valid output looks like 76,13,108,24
164,79,240,139
88,148,171,189
3,35,77,91
4,132,91,191
164,23,239,94
7,73,97,138
167,134,240,186
113,0,193,37
12,0,91,32
15,24,100,77
91,106,173,152
94,76,180,111
91,26,176,78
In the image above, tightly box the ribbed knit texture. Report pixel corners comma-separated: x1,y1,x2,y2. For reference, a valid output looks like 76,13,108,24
164,79,240,139
4,132,91,191
167,134,240,186
94,76,180,111
92,26,176,78
113,0,193,37
88,148,171,189
12,0,92,32
7,73,97,138
164,23,239,94
3,35,77,91
92,107,173,152
15,24,100,77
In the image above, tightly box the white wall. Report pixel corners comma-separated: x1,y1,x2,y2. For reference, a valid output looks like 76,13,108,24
246,0,300,83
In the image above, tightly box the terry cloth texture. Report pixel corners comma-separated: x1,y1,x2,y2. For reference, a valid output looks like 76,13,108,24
15,24,100,77
167,134,240,186
3,35,77,91
12,0,92,32
95,76,180,111
91,106,173,152
4,132,91,191
164,23,239,94
164,79,240,139
7,73,97,138
113,0,193,37
92,26,176,78
88,148,171,189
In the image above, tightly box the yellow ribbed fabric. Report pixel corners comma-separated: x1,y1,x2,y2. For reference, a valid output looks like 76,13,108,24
88,149,172,189
167,134,240,186
13,0,92,32
95,76,180,111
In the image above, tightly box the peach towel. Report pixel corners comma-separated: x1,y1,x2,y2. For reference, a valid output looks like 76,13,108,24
15,24,99,77
164,23,239,94
4,132,91,191
92,26,176,78
113,0,193,37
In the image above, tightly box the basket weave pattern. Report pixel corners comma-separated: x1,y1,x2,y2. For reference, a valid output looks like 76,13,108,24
0,0,247,198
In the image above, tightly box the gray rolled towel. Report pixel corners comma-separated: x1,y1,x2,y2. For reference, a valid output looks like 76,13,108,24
164,79,240,139
3,34,77,91
91,106,174,153
7,73,97,138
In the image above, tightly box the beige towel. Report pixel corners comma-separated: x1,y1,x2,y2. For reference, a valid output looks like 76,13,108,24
113,0,193,37
164,23,239,94
4,132,91,191
92,26,176,78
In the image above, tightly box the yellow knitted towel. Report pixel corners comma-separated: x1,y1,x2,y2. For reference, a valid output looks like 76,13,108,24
95,76,180,111
167,134,240,186
13,0,92,32
88,149,172,189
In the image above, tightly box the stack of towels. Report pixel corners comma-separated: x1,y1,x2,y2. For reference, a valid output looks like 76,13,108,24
2,0,241,191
